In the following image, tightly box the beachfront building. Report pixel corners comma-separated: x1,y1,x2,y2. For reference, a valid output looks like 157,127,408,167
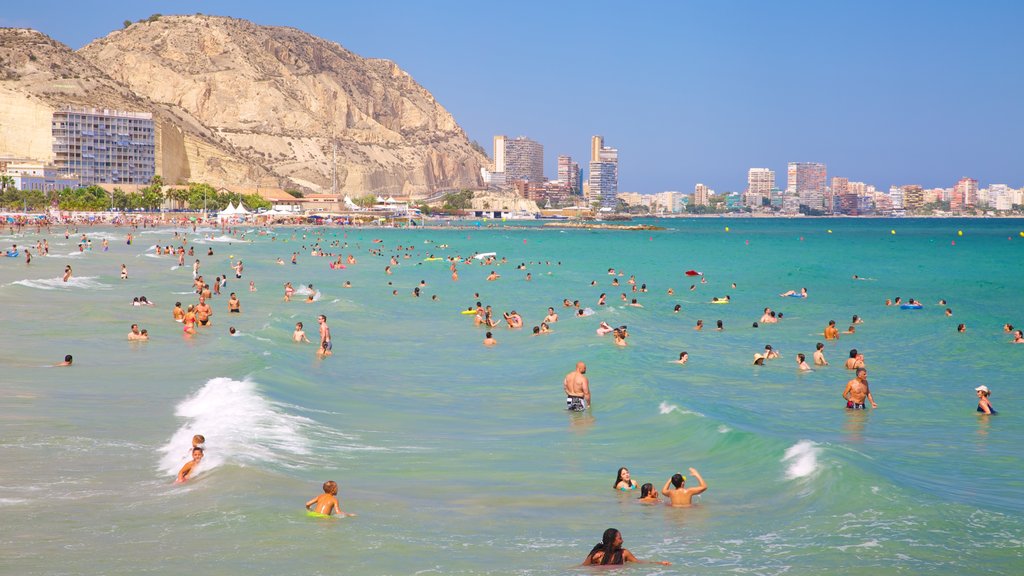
951,177,978,211
745,168,774,208
650,190,683,213
557,155,580,195
4,161,80,192
900,185,923,211
492,135,544,185
787,162,827,211
889,186,904,210
987,184,1013,211
589,135,619,210
51,106,155,186
693,183,710,206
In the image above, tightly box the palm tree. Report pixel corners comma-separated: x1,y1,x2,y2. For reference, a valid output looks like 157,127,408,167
0,175,15,193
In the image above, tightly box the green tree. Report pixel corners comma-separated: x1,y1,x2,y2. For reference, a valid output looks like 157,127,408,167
442,189,474,211
123,20,132,29
187,182,218,212
353,194,377,208
242,193,271,211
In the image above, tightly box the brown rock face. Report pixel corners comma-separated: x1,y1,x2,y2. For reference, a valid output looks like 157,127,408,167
0,27,266,186
78,15,485,196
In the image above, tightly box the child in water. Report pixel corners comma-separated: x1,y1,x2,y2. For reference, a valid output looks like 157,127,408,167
176,447,204,483
305,481,356,517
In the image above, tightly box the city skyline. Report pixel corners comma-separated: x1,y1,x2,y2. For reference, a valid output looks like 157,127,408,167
3,0,1022,192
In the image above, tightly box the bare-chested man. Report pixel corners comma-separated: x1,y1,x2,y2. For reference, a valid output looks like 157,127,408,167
564,361,591,411
824,320,839,340
813,342,828,366
842,368,877,409
317,314,332,357
662,467,708,506
195,297,213,327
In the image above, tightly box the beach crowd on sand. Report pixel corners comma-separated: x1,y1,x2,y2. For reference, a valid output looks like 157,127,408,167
4,217,1011,567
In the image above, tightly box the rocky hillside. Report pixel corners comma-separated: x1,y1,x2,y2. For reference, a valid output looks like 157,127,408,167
78,14,485,196
0,27,270,187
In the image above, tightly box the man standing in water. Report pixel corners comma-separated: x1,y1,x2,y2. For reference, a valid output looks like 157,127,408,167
842,368,877,409
317,314,332,357
564,361,590,411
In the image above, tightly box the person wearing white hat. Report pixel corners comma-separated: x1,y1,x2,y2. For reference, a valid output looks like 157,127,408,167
975,386,996,415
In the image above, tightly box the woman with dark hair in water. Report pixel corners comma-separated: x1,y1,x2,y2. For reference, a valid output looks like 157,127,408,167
613,467,637,491
582,528,671,566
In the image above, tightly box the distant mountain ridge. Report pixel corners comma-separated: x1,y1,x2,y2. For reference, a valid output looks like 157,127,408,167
0,15,485,196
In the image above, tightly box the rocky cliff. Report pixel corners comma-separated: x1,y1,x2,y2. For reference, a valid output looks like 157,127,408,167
0,16,486,196
79,15,485,196
0,27,268,186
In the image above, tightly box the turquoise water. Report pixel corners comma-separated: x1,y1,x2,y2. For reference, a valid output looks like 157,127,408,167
1,218,1022,575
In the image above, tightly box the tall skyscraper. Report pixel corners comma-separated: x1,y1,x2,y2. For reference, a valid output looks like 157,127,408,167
52,106,155,185
746,168,774,207
557,155,580,195
588,135,618,209
693,183,710,206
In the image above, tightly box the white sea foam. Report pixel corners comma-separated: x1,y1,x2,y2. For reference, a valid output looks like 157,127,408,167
294,284,321,301
157,377,312,478
11,276,112,291
782,440,821,479
658,401,702,417
206,235,243,243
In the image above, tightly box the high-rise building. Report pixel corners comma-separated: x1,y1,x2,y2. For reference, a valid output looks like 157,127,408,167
493,136,544,184
902,185,924,211
829,177,848,214
889,186,904,210
693,183,710,206
492,135,507,173
746,168,774,208
952,177,978,210
557,155,580,195
52,106,155,185
787,162,826,210
589,135,618,209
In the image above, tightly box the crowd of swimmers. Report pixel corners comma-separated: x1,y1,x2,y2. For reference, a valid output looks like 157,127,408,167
13,221,1013,567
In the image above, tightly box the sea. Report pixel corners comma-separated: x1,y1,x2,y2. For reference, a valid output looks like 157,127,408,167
1,217,1021,575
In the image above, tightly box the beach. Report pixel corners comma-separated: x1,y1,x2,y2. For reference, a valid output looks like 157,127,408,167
1,217,1022,575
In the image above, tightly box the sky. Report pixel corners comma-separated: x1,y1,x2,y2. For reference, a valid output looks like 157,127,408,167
4,0,1023,193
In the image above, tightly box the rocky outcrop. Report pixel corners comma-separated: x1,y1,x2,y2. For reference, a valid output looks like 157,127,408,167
0,17,486,197
78,15,485,196
0,28,265,186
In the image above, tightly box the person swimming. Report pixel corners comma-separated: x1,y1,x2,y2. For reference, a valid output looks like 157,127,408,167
613,467,638,490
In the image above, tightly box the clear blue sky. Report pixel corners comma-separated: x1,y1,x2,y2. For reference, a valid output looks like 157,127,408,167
4,0,1022,193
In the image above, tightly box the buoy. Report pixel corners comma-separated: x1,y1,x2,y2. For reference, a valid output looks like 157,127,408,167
799,236,804,241
522,239,527,244
827,229,832,234
891,230,896,235
745,240,749,245
951,241,956,246
957,230,962,236
725,227,730,232
229,255,234,259
649,236,653,241
1019,231,1023,237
